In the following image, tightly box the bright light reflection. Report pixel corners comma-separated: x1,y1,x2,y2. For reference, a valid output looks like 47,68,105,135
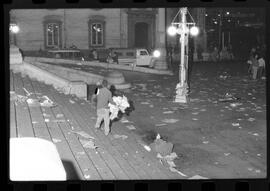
153,50,161,58
190,26,199,36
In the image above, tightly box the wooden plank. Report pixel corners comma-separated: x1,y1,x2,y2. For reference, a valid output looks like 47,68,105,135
58,121,102,180
32,79,85,180
71,99,153,179
46,88,116,180
61,96,157,180
10,71,14,91
22,77,51,141
13,73,34,137
10,103,17,138
79,99,179,179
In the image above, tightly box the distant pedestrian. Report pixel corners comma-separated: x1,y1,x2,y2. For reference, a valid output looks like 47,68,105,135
94,80,116,136
251,52,259,80
257,54,265,79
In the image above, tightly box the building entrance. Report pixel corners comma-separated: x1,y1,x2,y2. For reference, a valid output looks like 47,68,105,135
134,22,149,48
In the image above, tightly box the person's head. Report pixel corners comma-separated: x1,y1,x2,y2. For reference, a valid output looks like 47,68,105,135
102,79,108,88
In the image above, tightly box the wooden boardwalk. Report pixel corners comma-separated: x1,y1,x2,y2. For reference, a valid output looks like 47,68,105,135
10,71,183,180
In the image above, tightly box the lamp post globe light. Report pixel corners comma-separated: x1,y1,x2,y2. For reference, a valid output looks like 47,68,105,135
167,7,199,103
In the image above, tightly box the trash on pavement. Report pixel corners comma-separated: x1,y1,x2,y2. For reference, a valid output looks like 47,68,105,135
113,134,128,140
155,123,167,127
162,119,179,124
126,125,136,130
163,111,174,114
72,131,95,139
52,138,62,143
69,99,75,104
232,123,240,127
79,138,97,149
40,96,56,107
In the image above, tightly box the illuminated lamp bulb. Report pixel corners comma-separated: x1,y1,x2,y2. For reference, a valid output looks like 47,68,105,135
190,26,199,36
153,50,161,58
167,25,177,36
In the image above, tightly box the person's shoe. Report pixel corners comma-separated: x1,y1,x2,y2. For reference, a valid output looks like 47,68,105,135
104,130,110,136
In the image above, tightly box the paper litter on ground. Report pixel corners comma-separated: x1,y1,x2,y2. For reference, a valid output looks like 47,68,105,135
126,125,136,130
113,134,128,140
69,99,75,104
79,138,97,149
163,111,174,114
155,123,167,127
52,138,62,143
162,119,179,123
72,131,95,139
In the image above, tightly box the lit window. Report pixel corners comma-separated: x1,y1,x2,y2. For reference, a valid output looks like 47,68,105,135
46,23,60,47
90,22,104,46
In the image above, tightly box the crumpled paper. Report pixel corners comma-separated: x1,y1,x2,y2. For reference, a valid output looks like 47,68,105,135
79,138,97,149
113,134,128,140
108,95,130,120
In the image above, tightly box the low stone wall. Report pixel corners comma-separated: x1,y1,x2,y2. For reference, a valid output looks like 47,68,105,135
29,60,104,85
10,61,87,99
25,57,173,75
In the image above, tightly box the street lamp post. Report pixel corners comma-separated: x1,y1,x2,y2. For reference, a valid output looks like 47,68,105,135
167,8,199,103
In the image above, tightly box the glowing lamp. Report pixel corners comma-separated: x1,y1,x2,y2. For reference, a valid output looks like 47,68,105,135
10,24,20,33
190,26,199,36
153,50,161,58
167,25,177,36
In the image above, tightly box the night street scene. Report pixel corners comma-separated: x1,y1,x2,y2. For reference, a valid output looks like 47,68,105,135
9,8,266,180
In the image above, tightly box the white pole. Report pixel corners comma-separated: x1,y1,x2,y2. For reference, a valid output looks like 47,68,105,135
180,8,187,86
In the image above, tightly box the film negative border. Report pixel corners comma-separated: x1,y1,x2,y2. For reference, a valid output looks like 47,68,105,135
2,0,270,191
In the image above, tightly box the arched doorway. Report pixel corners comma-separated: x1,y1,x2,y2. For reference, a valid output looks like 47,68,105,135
134,22,149,48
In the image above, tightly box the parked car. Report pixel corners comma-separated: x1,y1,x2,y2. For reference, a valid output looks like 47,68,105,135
112,48,159,67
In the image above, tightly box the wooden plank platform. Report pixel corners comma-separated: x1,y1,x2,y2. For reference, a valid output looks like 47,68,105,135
9,71,182,180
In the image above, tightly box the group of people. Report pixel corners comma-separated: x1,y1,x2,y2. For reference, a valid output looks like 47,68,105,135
210,45,234,62
247,46,265,80
89,48,119,64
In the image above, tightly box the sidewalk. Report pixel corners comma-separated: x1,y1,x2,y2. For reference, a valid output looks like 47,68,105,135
10,71,183,180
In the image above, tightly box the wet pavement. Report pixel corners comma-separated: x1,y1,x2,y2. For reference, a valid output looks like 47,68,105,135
45,60,267,179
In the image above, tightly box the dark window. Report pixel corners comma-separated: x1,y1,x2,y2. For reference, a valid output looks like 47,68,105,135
126,52,134,56
46,23,60,47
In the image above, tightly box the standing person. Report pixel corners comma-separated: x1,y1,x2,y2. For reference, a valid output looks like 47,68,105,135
94,80,116,135
251,52,259,80
257,54,265,79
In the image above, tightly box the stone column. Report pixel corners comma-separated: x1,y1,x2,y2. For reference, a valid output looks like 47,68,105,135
154,8,168,70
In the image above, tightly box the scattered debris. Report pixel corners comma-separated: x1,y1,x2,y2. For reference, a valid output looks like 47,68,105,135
162,119,179,124
232,123,240,127
44,118,50,122
79,138,97,149
224,153,231,156
72,131,95,139
203,141,209,144
56,114,64,118
126,125,136,130
248,118,255,122
163,111,174,114
52,138,62,143
113,134,128,140
155,123,167,127
69,99,75,104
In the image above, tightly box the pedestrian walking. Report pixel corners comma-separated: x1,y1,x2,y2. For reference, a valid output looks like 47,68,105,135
94,80,116,136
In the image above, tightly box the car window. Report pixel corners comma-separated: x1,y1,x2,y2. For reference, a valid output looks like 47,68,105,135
126,52,134,56
140,51,148,56
115,52,123,56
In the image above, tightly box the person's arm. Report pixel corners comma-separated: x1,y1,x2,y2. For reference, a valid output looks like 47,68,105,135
108,91,116,105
